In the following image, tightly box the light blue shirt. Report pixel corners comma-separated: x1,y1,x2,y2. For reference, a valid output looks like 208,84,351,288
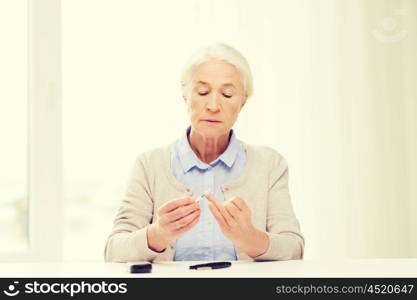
170,126,247,261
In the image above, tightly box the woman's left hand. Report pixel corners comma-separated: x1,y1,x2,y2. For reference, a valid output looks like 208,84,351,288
205,192,269,258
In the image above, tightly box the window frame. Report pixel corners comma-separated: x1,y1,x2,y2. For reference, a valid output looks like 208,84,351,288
0,0,63,262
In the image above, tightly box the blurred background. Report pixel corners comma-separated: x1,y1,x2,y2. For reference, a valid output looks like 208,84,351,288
0,0,416,261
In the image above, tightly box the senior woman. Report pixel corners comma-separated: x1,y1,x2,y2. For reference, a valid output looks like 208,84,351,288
104,43,304,262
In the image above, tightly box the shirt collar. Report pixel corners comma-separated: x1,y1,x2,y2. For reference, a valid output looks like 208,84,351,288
176,125,240,173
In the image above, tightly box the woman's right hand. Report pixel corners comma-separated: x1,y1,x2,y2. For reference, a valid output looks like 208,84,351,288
147,197,200,252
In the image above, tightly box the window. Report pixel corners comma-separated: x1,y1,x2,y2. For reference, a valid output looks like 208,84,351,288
0,0,28,253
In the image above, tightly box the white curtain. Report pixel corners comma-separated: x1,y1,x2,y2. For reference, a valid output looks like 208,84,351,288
221,0,417,259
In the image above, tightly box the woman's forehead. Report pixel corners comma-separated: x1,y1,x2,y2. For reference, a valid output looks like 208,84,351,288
191,60,243,86
195,80,236,88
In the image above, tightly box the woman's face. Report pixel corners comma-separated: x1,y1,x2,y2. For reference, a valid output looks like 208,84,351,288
186,59,246,138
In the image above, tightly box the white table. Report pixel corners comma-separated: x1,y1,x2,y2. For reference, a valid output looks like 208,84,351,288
1,259,417,278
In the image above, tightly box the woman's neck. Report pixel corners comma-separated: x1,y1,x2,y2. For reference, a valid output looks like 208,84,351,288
188,128,230,164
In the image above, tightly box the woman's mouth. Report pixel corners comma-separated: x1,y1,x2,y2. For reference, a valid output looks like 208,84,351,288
203,120,221,124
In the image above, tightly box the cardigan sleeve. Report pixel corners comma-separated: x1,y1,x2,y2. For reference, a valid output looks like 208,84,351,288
254,153,305,261
104,154,167,262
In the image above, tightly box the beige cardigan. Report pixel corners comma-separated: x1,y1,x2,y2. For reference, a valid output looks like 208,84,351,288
104,140,304,262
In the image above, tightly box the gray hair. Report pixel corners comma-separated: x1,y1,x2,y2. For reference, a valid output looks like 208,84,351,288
180,43,253,104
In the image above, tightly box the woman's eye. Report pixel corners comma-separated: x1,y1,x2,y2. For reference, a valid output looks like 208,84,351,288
198,91,209,96
223,94,232,98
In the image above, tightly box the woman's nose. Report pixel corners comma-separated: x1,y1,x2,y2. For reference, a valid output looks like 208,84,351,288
206,93,221,111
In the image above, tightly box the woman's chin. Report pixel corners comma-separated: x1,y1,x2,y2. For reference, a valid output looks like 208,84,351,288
197,126,227,136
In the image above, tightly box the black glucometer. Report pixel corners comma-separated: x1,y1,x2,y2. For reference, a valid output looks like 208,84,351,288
128,262,152,273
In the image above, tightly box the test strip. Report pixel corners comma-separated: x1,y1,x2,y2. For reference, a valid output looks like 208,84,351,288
196,193,208,202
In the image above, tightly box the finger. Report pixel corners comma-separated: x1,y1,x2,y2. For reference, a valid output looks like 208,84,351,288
208,202,228,228
165,202,200,223
230,196,246,211
159,197,196,214
225,201,241,220
205,193,226,218
203,191,216,202
172,209,200,231
175,212,200,235
205,192,238,226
